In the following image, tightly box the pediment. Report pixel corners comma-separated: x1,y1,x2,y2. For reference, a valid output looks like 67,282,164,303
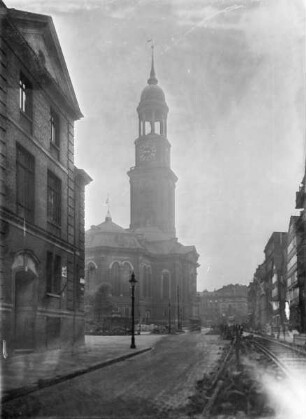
8,9,81,118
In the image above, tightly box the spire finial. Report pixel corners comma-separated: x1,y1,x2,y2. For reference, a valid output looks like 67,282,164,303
105,194,112,221
147,40,158,85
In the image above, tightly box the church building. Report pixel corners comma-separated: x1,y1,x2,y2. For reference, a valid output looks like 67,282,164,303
85,52,199,330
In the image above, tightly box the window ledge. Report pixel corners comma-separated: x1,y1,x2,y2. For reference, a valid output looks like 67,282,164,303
47,219,61,228
20,110,32,122
50,141,60,150
46,292,60,298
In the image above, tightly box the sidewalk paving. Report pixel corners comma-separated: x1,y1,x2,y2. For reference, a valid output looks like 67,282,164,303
0,334,165,403
253,331,306,350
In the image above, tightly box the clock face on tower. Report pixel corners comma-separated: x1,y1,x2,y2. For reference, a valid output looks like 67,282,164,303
138,143,156,161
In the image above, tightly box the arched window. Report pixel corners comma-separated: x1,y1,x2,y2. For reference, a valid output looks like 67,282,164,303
143,266,148,298
87,262,97,292
122,262,133,296
142,265,152,298
110,262,120,296
147,267,152,297
161,271,170,299
145,310,150,324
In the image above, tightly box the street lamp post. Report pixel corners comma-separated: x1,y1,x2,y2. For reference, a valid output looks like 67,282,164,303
129,271,137,349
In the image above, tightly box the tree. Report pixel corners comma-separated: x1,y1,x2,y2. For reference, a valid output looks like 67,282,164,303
94,283,114,321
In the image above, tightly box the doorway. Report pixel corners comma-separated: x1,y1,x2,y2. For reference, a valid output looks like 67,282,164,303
14,270,36,349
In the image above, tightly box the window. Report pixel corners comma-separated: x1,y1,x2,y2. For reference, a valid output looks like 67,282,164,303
46,252,61,294
87,262,97,292
110,262,120,296
162,271,170,299
50,109,60,147
47,171,61,225
143,266,152,298
122,262,132,296
19,73,32,117
16,144,35,222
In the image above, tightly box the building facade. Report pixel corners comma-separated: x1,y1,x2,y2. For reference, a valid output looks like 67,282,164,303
199,284,248,327
248,232,287,333
295,174,306,333
265,232,287,331
286,216,300,330
85,54,199,331
0,3,91,352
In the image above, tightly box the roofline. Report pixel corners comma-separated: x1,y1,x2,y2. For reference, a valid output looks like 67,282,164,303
6,6,83,119
264,231,287,252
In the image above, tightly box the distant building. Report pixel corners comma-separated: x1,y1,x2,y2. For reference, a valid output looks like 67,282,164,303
85,52,199,331
295,174,306,333
265,232,287,331
286,216,300,330
248,262,266,330
0,2,91,352
199,284,248,326
248,232,287,333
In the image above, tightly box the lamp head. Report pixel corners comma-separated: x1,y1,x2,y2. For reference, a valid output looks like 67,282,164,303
129,271,137,285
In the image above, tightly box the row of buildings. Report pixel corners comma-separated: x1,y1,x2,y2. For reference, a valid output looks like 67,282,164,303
248,177,306,334
198,284,248,327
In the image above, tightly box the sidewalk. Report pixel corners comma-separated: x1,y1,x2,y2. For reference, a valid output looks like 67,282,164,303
276,331,306,347
0,334,165,403
255,331,306,350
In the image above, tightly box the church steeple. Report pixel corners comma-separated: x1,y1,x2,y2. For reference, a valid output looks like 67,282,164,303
137,47,168,138
105,195,112,221
147,45,158,85
128,51,177,237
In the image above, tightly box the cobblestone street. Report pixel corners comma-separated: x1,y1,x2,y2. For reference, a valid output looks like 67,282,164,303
2,332,226,418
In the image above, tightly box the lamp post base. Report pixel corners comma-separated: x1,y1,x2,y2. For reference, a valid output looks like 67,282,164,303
130,343,136,349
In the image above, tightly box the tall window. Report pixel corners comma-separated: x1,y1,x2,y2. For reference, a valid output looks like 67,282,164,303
50,109,60,147
110,262,120,296
143,266,152,298
162,271,170,299
19,73,32,117
16,144,35,222
47,171,61,225
147,268,152,297
122,262,132,296
46,251,61,294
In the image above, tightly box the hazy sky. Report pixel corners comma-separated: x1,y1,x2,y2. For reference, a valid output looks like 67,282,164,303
7,0,305,291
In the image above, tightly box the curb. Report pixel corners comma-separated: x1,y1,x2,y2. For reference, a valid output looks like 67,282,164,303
1,347,152,404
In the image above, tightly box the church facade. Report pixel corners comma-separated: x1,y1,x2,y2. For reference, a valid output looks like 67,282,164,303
85,54,199,330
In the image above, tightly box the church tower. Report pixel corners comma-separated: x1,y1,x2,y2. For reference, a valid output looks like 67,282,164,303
128,50,177,237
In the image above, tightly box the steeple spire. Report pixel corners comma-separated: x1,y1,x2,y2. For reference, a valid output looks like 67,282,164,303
105,194,112,221
147,41,158,85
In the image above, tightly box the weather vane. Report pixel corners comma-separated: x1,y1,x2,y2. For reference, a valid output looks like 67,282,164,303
147,39,154,52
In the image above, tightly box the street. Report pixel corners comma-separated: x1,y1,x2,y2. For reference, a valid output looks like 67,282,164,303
2,332,225,418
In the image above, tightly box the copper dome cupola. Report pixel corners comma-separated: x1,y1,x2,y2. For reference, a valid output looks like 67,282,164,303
137,48,168,137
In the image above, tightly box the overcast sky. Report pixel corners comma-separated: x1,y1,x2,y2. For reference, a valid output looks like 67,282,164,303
7,0,305,291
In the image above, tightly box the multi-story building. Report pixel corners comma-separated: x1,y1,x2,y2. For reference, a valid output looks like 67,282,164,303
264,232,287,331
0,2,91,352
295,174,306,333
199,284,248,326
286,216,300,330
248,233,287,334
85,53,199,330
